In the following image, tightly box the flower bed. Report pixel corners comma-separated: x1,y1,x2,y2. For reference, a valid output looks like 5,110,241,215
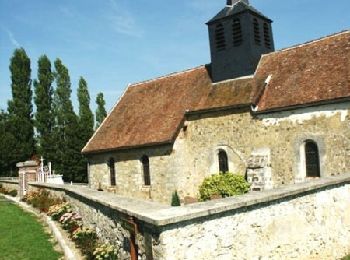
23,189,118,259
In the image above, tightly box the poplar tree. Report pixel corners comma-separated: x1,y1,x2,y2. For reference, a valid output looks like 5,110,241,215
0,111,17,176
77,77,94,182
34,55,54,161
77,77,94,143
95,92,107,129
53,59,80,182
8,48,34,163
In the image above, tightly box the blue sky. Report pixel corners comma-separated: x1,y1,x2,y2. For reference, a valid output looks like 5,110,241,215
0,0,349,112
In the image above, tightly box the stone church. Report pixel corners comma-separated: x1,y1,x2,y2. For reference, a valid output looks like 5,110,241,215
82,0,350,204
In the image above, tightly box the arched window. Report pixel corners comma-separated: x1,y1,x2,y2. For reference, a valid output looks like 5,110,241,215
305,140,320,178
218,150,229,173
215,23,226,51
141,155,151,186
263,23,271,49
232,18,243,46
253,18,261,45
108,158,116,186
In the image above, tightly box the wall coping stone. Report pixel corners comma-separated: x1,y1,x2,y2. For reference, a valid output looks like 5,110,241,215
0,179,19,184
16,160,38,168
28,174,350,227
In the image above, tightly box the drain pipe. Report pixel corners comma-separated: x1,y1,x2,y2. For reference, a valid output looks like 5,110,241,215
127,216,139,260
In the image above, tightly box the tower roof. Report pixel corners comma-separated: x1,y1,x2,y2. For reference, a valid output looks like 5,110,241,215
207,0,271,25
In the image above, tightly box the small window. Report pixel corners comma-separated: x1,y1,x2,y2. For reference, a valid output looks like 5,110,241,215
232,19,243,46
141,155,151,186
253,18,261,45
305,141,320,178
218,150,229,173
215,23,226,51
263,23,271,49
108,158,116,186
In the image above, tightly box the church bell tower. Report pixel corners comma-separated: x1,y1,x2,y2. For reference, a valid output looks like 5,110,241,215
207,0,275,82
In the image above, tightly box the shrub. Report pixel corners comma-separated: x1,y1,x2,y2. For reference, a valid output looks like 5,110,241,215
93,243,118,260
72,227,98,259
8,189,17,197
48,202,72,221
25,190,63,213
171,190,181,206
59,212,82,234
198,173,250,201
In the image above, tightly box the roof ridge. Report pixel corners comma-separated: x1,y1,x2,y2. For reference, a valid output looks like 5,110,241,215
130,65,206,88
264,30,350,56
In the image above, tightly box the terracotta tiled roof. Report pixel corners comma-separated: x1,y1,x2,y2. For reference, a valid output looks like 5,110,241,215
254,31,350,112
193,77,253,112
82,66,252,154
83,30,350,154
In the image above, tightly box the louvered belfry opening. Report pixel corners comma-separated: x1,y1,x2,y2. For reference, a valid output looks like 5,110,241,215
215,23,226,51
232,18,243,46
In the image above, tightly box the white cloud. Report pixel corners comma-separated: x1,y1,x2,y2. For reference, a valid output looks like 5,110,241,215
107,0,143,38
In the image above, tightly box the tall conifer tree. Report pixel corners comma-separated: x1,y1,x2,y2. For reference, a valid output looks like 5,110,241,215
34,55,54,161
77,77,94,182
77,77,94,143
0,110,17,176
95,92,107,129
8,48,34,164
53,59,80,182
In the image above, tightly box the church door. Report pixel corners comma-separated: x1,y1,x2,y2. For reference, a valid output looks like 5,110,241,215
305,141,320,178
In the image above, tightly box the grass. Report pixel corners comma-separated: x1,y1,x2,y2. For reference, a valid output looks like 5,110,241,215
0,196,62,260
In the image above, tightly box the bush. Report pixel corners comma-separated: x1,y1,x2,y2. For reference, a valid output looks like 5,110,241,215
198,173,250,201
25,190,63,213
48,202,72,221
8,189,17,197
59,212,82,234
72,227,98,259
171,190,181,206
93,243,118,260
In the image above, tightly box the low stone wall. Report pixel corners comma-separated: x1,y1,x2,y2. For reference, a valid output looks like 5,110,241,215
0,179,19,191
13,175,350,259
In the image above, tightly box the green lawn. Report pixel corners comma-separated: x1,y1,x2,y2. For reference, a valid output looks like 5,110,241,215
0,196,62,260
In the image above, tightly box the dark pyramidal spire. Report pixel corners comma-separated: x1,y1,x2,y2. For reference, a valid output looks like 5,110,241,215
207,0,275,82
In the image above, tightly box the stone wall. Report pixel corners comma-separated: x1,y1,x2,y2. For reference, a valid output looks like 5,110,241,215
27,183,164,260
87,102,350,204
0,180,19,191
8,175,349,260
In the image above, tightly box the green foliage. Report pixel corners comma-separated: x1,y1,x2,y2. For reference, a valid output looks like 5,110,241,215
0,110,17,176
93,243,118,260
73,227,98,259
53,59,82,182
8,189,17,197
198,173,250,201
34,55,55,161
76,77,94,182
95,92,107,129
171,190,181,206
7,48,34,166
